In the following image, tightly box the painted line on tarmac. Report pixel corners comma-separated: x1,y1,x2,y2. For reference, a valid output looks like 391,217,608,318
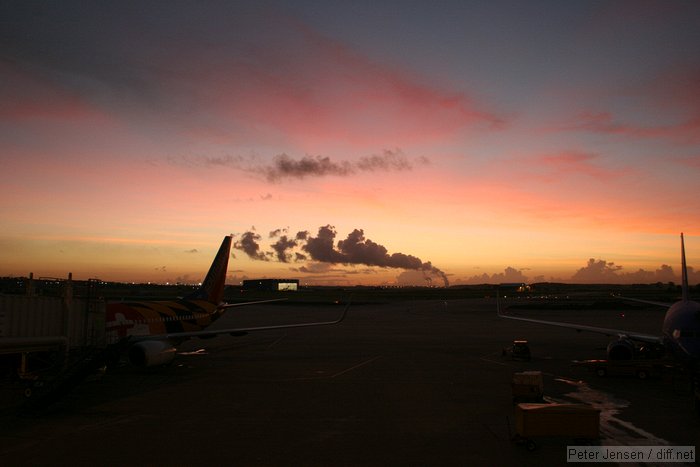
266,334,287,350
331,356,382,378
479,357,510,366
552,377,671,446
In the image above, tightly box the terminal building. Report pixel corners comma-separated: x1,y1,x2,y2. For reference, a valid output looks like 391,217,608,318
242,279,299,291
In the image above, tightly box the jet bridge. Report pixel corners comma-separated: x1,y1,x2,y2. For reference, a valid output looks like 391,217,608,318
0,276,106,380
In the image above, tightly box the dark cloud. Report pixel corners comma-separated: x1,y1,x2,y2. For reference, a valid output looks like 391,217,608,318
185,248,198,254
336,229,396,267
453,261,700,285
263,154,352,181
233,231,268,261
462,266,529,284
568,259,698,284
175,274,193,283
302,225,347,263
261,150,427,182
177,150,428,183
235,225,449,286
269,228,286,238
296,262,334,274
571,258,623,283
202,155,246,167
356,150,429,171
271,235,297,263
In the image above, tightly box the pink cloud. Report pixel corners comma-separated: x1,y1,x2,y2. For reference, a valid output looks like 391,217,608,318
561,111,700,144
493,150,630,185
674,154,700,169
0,60,111,123
559,66,700,145
2,15,505,154
536,150,626,181
159,18,505,151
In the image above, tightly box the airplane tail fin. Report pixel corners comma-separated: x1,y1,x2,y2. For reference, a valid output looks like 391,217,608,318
185,235,232,304
681,233,689,301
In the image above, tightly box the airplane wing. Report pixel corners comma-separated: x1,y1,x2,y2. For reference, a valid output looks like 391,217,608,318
615,296,673,308
496,295,662,344
136,300,351,341
219,298,288,309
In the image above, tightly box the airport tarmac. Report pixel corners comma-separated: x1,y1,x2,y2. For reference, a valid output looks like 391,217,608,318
0,297,698,466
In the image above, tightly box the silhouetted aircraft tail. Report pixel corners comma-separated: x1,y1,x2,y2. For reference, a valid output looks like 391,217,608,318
681,233,689,302
185,235,232,303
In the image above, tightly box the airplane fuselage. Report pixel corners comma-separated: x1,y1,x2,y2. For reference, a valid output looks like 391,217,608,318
106,300,222,341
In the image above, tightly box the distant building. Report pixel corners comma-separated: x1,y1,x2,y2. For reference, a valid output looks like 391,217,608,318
242,279,299,291
499,283,531,293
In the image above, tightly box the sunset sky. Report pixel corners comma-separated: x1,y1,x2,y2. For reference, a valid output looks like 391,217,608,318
2,1,700,286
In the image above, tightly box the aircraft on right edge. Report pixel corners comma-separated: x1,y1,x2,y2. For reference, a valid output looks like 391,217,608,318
498,233,700,371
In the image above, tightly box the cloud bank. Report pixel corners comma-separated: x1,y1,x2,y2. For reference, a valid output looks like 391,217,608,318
234,225,449,286
459,260,698,285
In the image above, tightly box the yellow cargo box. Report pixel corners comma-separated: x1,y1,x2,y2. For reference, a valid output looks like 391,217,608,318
515,403,599,439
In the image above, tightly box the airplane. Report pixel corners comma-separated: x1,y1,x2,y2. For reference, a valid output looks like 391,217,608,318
105,235,349,367
497,233,700,370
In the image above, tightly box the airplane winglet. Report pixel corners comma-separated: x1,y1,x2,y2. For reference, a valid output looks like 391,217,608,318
336,296,352,324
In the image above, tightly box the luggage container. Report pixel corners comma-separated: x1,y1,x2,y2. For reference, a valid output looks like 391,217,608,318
513,403,600,450
511,370,543,402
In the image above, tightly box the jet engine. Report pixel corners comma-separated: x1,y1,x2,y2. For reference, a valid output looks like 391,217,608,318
606,338,635,360
128,340,177,367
